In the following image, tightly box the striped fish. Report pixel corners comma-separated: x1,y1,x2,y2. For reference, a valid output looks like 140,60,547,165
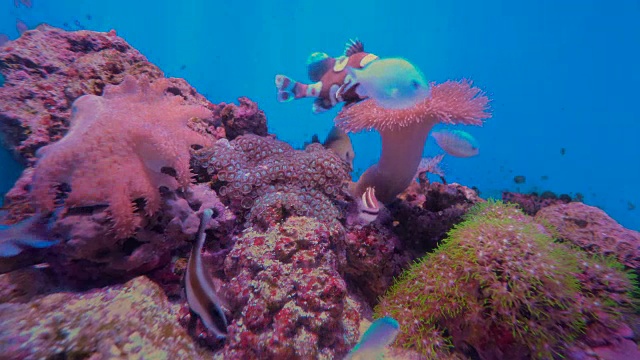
357,186,380,224
185,208,228,339
275,39,379,113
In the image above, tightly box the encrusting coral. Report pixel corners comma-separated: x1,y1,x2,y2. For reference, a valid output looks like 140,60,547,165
220,216,361,359
193,134,350,229
336,80,490,203
30,75,213,238
535,202,640,269
375,201,637,360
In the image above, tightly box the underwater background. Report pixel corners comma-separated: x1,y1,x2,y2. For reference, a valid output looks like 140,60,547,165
1,2,640,359
1,0,638,230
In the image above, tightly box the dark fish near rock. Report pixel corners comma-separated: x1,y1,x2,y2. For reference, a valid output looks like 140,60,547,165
184,208,228,339
323,125,355,170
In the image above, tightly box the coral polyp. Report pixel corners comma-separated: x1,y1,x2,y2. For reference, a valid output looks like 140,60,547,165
375,201,637,359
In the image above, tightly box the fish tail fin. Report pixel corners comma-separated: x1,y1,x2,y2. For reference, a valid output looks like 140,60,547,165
275,75,321,102
275,74,296,102
0,241,22,257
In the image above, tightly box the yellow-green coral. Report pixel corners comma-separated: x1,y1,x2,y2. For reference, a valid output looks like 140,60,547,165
375,201,636,359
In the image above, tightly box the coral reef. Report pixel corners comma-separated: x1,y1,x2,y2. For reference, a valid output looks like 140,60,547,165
30,75,212,238
535,202,640,269
48,184,234,282
0,276,206,359
0,24,164,163
375,201,637,360
194,134,350,229
342,221,411,306
391,181,483,253
220,216,361,359
212,97,268,140
502,191,573,216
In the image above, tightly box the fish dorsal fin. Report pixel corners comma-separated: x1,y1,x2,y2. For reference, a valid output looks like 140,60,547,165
344,38,364,56
307,52,332,82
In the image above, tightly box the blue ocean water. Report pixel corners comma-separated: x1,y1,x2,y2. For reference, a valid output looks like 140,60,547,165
1,0,638,230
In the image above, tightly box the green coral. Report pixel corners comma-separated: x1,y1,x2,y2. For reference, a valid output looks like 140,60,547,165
375,201,636,359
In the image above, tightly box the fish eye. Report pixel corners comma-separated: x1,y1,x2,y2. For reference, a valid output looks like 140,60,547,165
411,80,420,89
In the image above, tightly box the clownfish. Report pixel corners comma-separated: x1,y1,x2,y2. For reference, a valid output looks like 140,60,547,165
275,39,379,113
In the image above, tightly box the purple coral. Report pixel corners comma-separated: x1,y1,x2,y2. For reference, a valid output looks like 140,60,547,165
194,134,350,229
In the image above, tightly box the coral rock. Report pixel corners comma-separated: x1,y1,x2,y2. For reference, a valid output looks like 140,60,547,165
0,24,164,163
391,181,482,253
30,75,213,238
342,222,411,306
49,185,232,282
213,97,268,140
221,216,361,359
535,202,640,269
502,191,573,216
194,135,350,230
0,276,204,359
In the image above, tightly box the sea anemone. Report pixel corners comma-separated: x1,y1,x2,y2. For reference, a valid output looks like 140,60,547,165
336,80,490,203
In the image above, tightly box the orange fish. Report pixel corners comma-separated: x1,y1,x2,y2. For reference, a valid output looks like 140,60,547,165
275,39,378,113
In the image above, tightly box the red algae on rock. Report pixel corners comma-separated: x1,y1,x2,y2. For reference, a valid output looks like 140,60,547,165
220,216,362,359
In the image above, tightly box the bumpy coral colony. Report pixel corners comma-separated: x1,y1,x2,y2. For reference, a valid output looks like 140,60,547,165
1,26,639,360
375,201,638,359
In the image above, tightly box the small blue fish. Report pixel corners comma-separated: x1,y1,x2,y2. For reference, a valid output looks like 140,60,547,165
431,129,479,158
0,213,57,257
346,316,400,360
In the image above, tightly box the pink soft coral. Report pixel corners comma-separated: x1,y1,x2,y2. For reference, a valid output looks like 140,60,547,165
30,75,213,238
